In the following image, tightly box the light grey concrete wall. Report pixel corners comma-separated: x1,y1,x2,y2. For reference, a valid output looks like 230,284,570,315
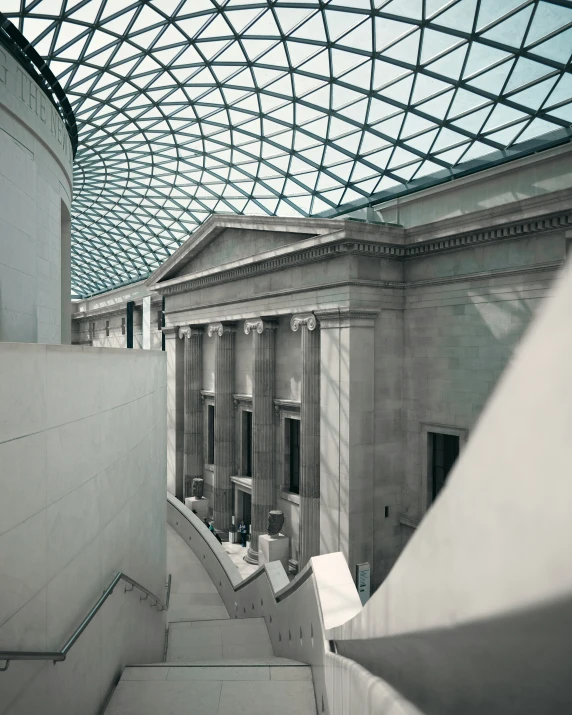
0,47,73,344
400,243,561,533
0,343,167,715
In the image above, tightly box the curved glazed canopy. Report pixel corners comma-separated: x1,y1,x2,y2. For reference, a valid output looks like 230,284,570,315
5,0,572,297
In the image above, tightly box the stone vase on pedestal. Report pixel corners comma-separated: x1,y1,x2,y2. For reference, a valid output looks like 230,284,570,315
267,510,285,537
192,478,204,499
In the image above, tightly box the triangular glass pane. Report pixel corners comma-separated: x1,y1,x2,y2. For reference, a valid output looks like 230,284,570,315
375,17,415,51
525,2,572,45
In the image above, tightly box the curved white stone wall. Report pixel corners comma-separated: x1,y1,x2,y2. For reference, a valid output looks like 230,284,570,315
0,45,73,344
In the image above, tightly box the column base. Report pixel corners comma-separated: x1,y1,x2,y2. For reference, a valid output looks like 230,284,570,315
244,546,259,564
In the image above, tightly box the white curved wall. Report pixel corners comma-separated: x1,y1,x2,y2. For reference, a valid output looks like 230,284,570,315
0,344,167,715
0,46,73,344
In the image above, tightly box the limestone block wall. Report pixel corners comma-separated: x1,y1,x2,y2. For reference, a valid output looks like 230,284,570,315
0,46,73,344
332,255,572,715
0,343,167,715
400,232,564,536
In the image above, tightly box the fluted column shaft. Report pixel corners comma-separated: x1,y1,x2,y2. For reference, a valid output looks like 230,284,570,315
291,313,320,568
209,323,235,532
180,326,203,500
245,319,276,564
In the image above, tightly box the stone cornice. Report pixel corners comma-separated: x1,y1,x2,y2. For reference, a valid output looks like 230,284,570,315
233,394,252,409
162,326,179,338
150,208,571,296
290,313,317,332
274,399,301,415
315,308,380,329
146,213,348,287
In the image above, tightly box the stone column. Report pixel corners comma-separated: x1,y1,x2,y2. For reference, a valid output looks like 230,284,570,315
179,326,204,500
164,326,184,500
244,318,276,564
316,308,378,581
291,313,320,568
208,322,235,532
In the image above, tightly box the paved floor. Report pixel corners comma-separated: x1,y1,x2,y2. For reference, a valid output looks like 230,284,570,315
104,525,317,714
166,524,229,623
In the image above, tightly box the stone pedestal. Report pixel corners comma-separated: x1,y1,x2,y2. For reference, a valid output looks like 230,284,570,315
258,534,289,571
185,496,209,520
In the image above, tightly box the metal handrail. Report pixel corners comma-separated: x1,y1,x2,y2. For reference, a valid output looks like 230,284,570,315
0,571,171,673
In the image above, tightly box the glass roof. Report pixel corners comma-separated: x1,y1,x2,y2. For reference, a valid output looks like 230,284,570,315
4,0,572,297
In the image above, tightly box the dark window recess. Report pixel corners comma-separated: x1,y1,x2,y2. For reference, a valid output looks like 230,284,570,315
105,320,109,337
126,301,134,348
243,410,253,477
207,404,215,465
157,309,162,331
90,322,95,339
288,418,300,495
384,506,389,518
121,317,126,335
431,433,459,501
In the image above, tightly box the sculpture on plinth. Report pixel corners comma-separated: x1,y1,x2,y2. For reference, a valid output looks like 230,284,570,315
192,477,204,499
267,510,284,537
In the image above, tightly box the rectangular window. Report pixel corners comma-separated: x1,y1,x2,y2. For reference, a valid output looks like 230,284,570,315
121,317,126,335
242,410,253,477
90,321,95,339
105,320,110,337
288,418,300,495
207,404,215,465
157,309,163,331
430,432,459,502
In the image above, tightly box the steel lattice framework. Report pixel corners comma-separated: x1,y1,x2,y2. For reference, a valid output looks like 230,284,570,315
4,0,572,297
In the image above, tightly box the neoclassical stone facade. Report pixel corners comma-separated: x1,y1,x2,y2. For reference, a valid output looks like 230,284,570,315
74,144,572,587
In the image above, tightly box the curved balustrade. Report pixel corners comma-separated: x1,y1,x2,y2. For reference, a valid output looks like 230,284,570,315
0,571,171,673
167,492,416,715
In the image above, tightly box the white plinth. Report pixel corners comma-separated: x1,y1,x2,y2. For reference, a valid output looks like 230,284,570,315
185,496,209,520
259,534,289,571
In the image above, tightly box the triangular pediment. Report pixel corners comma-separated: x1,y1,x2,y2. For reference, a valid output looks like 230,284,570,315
146,214,340,288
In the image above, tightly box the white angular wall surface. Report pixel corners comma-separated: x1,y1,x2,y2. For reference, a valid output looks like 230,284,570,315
0,344,167,715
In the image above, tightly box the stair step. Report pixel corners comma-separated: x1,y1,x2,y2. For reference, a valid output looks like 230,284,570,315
106,664,316,714
121,662,312,681
166,617,274,663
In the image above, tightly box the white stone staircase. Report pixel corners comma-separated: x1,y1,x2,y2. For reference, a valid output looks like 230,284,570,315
105,618,315,715
104,526,317,714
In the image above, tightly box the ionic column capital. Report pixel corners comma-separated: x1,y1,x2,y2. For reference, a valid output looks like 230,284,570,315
207,322,236,337
179,325,204,339
244,318,277,335
290,313,317,332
